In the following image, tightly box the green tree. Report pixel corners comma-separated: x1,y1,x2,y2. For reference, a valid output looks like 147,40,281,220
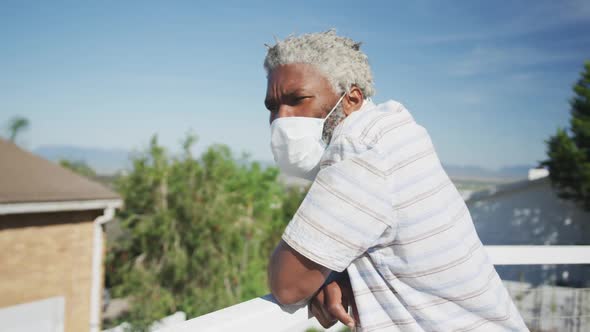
59,159,97,178
6,116,30,142
542,62,590,210
106,134,306,330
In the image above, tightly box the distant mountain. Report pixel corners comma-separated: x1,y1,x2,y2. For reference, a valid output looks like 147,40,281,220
33,144,536,180
34,145,276,175
34,145,130,175
275,162,535,188
442,164,534,182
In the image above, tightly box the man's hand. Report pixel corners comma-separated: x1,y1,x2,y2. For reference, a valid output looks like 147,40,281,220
309,271,358,329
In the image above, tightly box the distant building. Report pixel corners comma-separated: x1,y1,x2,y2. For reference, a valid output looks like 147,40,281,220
0,139,123,332
466,169,590,286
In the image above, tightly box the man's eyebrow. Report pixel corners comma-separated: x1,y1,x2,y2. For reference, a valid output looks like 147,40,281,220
288,88,311,96
281,90,314,101
265,89,313,109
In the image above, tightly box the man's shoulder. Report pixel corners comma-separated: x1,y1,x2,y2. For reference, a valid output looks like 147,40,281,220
321,99,425,169
335,99,418,146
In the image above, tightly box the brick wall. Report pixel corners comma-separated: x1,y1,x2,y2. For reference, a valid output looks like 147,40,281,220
0,210,103,332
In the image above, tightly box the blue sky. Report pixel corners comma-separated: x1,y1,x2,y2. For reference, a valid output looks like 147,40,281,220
1,0,589,169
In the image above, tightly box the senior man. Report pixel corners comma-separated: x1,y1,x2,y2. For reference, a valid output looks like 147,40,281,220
265,30,528,332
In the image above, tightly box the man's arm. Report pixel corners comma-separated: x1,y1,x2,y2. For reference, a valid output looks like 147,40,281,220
268,240,331,305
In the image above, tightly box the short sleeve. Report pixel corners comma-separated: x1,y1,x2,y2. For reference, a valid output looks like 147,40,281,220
281,138,394,272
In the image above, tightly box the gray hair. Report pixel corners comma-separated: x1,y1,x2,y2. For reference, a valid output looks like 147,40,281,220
263,30,375,98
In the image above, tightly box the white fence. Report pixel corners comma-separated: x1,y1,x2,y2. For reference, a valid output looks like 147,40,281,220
157,246,590,332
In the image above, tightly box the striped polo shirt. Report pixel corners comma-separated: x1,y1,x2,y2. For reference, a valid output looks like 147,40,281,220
281,99,529,332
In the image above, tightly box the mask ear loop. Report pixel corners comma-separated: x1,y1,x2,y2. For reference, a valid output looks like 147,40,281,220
324,93,347,121
321,92,347,146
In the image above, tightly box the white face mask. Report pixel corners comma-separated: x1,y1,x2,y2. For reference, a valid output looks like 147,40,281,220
270,94,346,181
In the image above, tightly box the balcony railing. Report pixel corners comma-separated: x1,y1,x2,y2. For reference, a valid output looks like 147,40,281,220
156,245,590,332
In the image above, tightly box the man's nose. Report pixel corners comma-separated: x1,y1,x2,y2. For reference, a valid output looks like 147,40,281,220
270,105,296,125
277,105,295,119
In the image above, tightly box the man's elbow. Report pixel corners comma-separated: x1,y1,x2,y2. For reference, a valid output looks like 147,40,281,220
270,283,308,305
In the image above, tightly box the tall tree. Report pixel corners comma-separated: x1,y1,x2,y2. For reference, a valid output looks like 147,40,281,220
105,134,306,330
7,116,30,142
542,62,590,210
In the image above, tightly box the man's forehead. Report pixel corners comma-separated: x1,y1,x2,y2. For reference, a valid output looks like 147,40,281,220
267,64,326,94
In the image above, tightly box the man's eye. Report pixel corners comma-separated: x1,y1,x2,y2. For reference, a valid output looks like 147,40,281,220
294,96,310,103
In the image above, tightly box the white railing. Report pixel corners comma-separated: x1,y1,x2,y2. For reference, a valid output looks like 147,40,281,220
157,245,590,332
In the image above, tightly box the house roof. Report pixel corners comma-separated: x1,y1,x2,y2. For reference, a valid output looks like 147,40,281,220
0,139,120,204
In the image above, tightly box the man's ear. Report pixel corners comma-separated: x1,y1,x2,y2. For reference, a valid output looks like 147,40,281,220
343,86,364,116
